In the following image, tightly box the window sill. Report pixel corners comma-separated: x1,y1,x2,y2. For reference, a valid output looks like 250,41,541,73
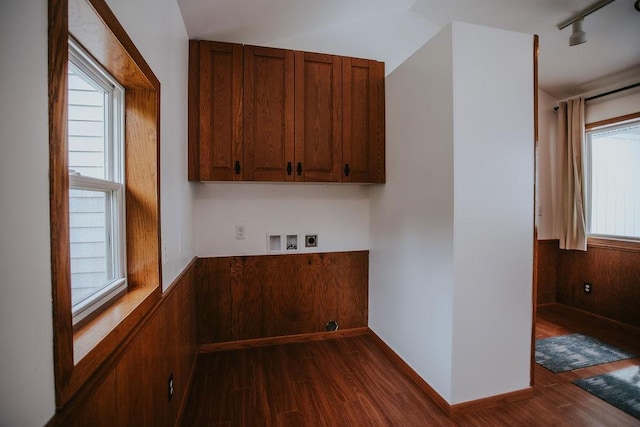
587,237,640,253
74,283,159,362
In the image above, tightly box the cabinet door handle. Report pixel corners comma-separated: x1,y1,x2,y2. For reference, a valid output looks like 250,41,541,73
297,162,303,176
344,163,350,177
235,161,241,175
287,162,292,176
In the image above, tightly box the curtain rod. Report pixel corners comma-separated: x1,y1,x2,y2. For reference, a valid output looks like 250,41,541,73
585,81,640,101
553,81,640,110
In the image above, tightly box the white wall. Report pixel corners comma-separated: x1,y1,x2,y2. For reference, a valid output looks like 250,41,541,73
194,184,370,257
267,8,439,75
369,25,455,401
370,21,533,406
0,1,56,425
0,0,192,424
450,22,533,403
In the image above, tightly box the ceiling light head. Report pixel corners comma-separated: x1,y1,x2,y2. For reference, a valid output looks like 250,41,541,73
569,19,586,46
635,0,640,12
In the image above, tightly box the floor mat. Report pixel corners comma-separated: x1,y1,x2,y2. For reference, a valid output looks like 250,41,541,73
535,333,636,373
574,366,640,420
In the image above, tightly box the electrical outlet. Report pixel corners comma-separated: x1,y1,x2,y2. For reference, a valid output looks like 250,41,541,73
236,225,246,240
584,282,592,294
168,373,174,402
305,234,318,248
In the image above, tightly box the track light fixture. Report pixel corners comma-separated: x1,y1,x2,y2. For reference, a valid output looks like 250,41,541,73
635,0,640,12
557,0,616,46
569,19,586,46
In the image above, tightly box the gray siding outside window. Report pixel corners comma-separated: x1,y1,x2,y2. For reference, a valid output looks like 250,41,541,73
68,69,108,306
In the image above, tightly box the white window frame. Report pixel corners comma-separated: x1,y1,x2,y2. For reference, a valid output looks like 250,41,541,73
585,118,640,243
68,38,127,326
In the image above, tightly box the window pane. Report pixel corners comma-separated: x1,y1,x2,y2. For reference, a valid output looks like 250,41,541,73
589,123,640,239
68,68,106,180
67,41,125,323
69,188,111,307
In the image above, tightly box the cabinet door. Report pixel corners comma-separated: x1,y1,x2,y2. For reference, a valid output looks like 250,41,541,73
342,57,385,183
243,46,295,181
294,51,342,182
189,41,243,181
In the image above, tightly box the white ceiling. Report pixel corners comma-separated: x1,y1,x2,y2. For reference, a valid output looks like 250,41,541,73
178,0,640,99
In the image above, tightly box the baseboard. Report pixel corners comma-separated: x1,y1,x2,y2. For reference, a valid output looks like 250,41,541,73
366,328,533,417
449,387,533,416
199,327,369,353
541,303,640,334
536,302,558,308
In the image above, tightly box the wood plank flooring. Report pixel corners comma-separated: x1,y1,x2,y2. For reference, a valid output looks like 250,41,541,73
181,304,640,426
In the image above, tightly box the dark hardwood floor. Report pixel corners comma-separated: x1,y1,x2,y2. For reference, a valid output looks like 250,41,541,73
182,304,640,426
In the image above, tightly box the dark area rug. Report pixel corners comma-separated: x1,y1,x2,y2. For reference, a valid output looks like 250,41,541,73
535,333,636,373
574,366,640,420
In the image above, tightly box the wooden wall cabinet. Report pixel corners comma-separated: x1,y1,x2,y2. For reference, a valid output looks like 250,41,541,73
189,41,243,181
294,51,343,182
244,45,295,181
343,57,385,183
189,41,385,183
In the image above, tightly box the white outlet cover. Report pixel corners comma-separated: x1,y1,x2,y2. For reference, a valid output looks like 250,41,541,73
236,225,246,240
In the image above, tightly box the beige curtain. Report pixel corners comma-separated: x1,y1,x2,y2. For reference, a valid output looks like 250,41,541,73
554,98,587,251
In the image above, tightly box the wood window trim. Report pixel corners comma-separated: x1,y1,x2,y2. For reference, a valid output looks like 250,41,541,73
585,111,640,131
587,237,640,253
49,0,161,408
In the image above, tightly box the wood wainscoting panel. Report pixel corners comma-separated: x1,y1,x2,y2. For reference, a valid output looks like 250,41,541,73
197,251,369,346
619,251,640,326
48,260,199,426
259,254,307,337
57,369,117,427
233,253,295,340
196,257,232,344
163,263,199,424
536,240,558,305
115,308,166,426
556,243,640,328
